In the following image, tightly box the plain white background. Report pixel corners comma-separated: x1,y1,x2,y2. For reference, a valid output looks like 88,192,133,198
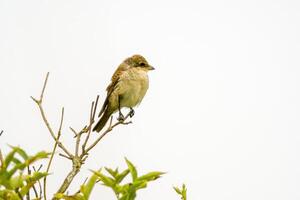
1,0,300,199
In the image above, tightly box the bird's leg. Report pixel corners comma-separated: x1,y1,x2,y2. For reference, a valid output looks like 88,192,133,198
117,96,124,121
129,107,135,118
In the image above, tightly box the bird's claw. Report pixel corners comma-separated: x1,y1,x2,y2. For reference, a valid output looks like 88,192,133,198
117,112,125,121
129,108,135,118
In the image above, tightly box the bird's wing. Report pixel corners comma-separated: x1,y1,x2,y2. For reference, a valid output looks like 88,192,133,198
98,63,129,117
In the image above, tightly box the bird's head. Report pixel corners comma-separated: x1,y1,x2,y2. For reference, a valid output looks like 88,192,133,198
125,54,155,71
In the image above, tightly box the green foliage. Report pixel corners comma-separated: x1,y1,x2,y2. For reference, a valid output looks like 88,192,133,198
54,170,100,200
0,146,49,200
55,158,164,200
0,147,187,200
80,170,99,199
93,158,165,200
173,184,187,200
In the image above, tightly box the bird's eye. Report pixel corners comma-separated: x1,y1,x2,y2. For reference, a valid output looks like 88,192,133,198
139,63,146,67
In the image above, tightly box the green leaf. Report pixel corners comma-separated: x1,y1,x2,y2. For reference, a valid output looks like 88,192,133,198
81,170,100,199
105,167,118,178
24,171,48,182
3,148,18,169
54,193,65,199
93,170,115,187
138,171,165,182
173,184,187,200
119,184,136,200
26,151,50,165
7,163,26,179
125,158,137,181
91,158,165,200
132,180,147,189
182,184,187,200
0,172,10,188
115,169,130,183
9,174,25,189
10,146,28,160
19,172,48,197
6,151,49,179
173,186,181,195
54,193,83,200
11,158,22,165
0,189,20,200
6,165,24,179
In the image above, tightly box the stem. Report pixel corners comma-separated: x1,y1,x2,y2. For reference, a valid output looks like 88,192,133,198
44,108,64,200
54,157,81,196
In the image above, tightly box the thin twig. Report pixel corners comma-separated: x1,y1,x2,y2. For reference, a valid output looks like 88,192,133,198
37,164,43,172
59,153,72,160
33,165,43,199
43,107,65,200
29,166,39,199
69,127,78,138
82,112,132,156
30,99,71,158
40,72,49,102
26,167,31,200
82,96,99,153
31,73,72,158
75,128,83,157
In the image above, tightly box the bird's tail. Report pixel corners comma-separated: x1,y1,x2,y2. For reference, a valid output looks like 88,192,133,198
93,110,112,132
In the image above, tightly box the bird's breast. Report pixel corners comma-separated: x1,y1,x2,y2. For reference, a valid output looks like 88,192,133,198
118,69,149,108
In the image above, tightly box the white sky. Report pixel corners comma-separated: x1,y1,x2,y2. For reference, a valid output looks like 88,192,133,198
1,0,300,199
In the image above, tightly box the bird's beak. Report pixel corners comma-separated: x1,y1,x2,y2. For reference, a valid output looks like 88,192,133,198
148,65,155,70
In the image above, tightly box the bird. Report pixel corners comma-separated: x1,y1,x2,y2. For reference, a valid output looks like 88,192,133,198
93,54,155,132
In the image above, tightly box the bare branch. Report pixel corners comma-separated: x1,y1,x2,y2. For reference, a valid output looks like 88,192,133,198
59,153,72,160
75,130,82,157
55,156,81,195
44,107,65,200
31,73,72,158
69,127,78,138
31,71,49,105
37,164,43,172
82,95,99,153
82,112,132,156
40,72,49,102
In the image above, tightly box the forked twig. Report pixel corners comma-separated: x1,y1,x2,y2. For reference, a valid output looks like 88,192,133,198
31,72,72,158
82,113,132,157
33,165,44,199
82,96,99,153
43,107,65,200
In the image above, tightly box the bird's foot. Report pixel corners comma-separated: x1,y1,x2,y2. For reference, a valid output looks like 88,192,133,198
117,112,125,121
129,108,135,118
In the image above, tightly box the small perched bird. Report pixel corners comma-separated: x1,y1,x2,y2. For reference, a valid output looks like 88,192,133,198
93,55,155,132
